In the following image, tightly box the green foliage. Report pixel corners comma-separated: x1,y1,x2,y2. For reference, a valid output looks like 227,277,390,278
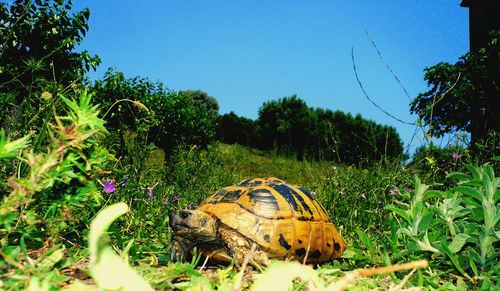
178,89,219,119
410,143,468,183
91,69,218,157
259,95,315,158
0,91,112,289
1,2,498,289
411,30,499,149
217,111,260,147
386,162,500,288
0,0,101,137
257,95,403,163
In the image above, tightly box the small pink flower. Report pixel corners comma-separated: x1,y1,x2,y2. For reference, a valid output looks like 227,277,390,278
360,192,367,200
389,187,398,195
103,181,116,193
163,198,170,205
452,153,463,161
311,191,316,196
173,194,180,201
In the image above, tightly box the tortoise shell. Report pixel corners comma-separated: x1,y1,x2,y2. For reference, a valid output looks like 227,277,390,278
197,177,346,263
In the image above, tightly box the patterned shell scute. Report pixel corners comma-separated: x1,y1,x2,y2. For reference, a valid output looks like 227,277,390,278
201,178,327,220
197,177,346,263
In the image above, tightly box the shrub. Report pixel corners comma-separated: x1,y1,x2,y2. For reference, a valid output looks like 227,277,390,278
386,160,499,288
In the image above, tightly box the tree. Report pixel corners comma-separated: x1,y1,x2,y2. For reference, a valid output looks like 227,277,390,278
178,90,219,119
0,0,100,137
91,69,218,157
217,112,259,147
258,95,314,158
257,96,403,163
410,30,499,149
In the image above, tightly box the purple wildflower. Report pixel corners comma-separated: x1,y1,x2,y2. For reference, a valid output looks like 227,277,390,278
148,182,159,202
173,194,180,202
389,187,398,196
163,198,170,205
360,192,367,200
452,153,463,161
311,191,317,196
103,181,116,193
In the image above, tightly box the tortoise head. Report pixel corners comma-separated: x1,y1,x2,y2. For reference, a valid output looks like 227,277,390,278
169,210,217,242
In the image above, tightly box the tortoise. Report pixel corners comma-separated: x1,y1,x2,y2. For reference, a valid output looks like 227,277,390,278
169,177,345,266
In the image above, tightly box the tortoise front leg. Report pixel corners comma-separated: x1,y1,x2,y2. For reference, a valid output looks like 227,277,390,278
218,226,270,268
169,237,194,262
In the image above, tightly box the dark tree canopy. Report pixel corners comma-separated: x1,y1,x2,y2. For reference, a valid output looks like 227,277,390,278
410,30,499,147
258,95,314,158
0,0,100,136
255,95,403,163
217,112,259,147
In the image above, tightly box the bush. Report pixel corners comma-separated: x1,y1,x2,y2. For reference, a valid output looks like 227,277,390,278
91,69,219,158
386,161,499,288
0,91,112,248
0,0,100,138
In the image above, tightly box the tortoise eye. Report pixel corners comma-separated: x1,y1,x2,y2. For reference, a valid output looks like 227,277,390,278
180,211,190,219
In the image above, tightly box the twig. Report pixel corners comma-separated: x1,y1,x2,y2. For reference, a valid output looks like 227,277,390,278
303,228,313,264
329,259,428,291
198,254,210,272
391,267,417,291
232,243,257,291
365,30,412,102
355,259,428,277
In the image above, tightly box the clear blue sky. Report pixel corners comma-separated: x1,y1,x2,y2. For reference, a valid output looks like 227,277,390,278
74,1,469,153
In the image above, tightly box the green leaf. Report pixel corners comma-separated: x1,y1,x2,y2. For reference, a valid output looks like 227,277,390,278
452,186,484,202
417,213,434,233
468,250,479,277
482,166,495,202
386,205,411,224
422,190,442,201
251,261,322,291
441,242,472,281
89,202,129,264
355,228,373,250
447,171,471,182
37,247,65,270
88,202,153,291
466,164,482,180
0,130,31,159
448,233,472,253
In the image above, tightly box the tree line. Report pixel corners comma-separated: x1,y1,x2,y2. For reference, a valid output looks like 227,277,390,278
219,96,404,163
1,0,497,170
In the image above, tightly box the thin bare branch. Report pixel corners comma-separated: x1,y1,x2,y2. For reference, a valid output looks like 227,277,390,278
351,47,415,126
365,30,412,102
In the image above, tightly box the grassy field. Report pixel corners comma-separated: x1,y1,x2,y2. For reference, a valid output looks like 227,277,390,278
1,109,498,290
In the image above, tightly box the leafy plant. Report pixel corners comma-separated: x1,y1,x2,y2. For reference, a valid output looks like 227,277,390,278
0,0,101,137
386,161,499,288
0,91,113,289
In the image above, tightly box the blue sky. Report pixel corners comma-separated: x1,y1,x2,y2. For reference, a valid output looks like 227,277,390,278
74,1,469,153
